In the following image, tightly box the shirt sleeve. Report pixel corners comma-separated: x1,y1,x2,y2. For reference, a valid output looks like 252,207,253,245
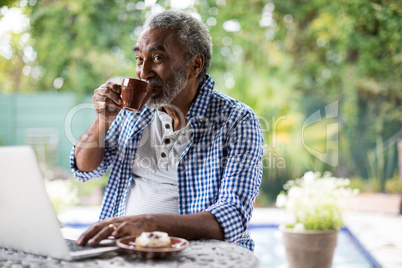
206,111,263,248
69,111,125,182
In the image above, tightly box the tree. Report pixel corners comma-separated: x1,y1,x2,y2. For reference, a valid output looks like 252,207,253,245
1,0,400,204
28,0,146,96
0,2,34,92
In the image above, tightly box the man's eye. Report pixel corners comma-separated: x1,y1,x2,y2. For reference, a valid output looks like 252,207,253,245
154,55,162,61
136,56,143,62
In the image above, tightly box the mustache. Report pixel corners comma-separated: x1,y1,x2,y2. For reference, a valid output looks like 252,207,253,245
146,76,163,87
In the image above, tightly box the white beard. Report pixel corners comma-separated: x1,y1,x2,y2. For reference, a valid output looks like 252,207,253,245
146,67,188,109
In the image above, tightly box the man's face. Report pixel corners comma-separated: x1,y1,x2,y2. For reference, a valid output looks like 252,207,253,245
134,28,189,109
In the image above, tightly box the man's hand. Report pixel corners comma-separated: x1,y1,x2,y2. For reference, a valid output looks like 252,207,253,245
76,215,156,247
76,212,224,247
93,82,122,125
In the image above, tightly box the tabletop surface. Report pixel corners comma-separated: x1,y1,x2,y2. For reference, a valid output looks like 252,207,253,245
0,240,259,268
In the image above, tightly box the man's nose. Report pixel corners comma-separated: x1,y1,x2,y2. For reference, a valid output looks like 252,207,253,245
138,59,155,80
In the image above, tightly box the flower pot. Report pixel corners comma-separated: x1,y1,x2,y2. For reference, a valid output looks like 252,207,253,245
280,226,338,268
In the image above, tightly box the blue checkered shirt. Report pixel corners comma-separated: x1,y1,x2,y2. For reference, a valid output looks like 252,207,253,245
70,76,263,250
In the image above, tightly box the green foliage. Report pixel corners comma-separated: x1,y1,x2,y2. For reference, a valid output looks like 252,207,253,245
293,203,343,231
271,0,402,192
0,2,33,92
28,0,145,96
348,176,367,192
0,0,17,7
1,0,401,205
385,173,402,194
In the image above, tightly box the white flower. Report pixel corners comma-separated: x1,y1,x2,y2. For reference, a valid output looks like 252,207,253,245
276,194,287,208
303,171,315,184
277,171,358,230
293,223,305,232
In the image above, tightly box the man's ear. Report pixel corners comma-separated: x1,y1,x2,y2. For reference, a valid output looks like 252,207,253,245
190,53,205,78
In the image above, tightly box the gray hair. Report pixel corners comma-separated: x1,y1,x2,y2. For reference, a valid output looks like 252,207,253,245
143,10,212,81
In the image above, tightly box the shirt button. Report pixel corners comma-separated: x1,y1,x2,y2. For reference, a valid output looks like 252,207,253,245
161,152,167,158
164,138,171,144
165,124,170,129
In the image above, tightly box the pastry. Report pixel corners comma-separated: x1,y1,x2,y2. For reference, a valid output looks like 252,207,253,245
135,231,171,249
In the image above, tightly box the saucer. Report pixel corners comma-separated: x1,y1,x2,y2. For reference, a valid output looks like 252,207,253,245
116,236,189,259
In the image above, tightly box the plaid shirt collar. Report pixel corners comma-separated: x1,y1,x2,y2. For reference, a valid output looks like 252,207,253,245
185,75,215,120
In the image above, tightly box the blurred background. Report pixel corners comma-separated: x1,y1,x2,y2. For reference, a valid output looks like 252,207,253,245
0,0,401,211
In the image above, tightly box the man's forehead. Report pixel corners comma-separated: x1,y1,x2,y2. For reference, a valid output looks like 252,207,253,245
134,28,180,52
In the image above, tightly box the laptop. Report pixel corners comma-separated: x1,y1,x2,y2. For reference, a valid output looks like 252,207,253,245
0,145,119,260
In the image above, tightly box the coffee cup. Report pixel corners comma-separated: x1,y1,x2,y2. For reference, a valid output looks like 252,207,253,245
121,78,154,112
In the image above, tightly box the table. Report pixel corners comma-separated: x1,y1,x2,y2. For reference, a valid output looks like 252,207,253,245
0,240,259,268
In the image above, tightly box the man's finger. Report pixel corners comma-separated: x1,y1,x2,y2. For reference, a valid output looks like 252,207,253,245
97,86,122,106
88,223,120,246
112,221,132,238
111,83,121,94
76,224,103,246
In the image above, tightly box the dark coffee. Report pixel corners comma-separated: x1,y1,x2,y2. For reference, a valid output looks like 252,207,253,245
121,78,154,112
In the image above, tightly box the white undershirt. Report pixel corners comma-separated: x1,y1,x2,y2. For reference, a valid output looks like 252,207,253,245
125,109,191,216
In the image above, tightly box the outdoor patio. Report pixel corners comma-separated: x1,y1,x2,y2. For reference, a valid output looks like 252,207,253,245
1,1,400,267
59,193,402,268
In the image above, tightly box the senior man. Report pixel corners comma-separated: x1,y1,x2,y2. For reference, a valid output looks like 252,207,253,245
71,10,263,251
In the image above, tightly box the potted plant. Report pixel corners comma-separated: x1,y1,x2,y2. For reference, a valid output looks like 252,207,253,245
276,171,358,268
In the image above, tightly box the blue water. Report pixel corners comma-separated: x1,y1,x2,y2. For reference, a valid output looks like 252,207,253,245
248,225,381,268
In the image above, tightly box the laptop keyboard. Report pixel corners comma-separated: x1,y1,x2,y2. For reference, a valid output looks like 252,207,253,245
65,239,94,252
